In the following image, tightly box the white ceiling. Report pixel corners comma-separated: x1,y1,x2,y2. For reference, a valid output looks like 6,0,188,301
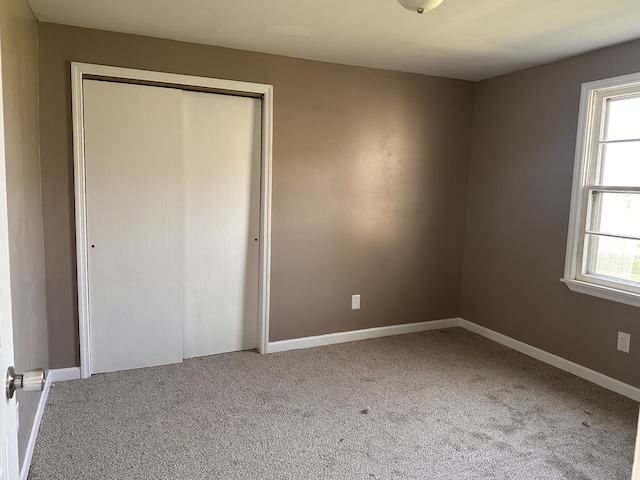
27,0,640,81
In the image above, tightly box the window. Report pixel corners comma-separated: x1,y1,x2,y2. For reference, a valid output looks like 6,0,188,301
562,72,640,307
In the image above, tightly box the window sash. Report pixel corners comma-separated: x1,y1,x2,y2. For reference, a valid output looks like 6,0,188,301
578,172,640,292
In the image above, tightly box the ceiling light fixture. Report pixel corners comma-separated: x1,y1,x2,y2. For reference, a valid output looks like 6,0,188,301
397,0,445,14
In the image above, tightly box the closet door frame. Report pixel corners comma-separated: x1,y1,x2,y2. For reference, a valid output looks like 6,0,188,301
71,62,273,379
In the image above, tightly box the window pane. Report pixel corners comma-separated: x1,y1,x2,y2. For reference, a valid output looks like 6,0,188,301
585,234,640,285
604,95,640,141
588,191,640,237
599,142,640,186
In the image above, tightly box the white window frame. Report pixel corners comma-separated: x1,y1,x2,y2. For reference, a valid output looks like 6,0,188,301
562,71,640,308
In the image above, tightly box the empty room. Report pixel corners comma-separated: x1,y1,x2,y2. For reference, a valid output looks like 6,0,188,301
1,0,639,478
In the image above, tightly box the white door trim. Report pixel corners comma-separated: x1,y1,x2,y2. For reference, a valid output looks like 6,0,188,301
71,62,273,379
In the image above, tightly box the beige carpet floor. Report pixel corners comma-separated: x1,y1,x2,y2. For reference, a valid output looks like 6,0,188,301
29,328,638,479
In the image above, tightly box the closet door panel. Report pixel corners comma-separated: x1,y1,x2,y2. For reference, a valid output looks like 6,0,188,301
84,80,184,374
183,91,261,358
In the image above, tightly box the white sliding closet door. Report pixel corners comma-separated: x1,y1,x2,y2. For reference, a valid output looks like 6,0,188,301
84,80,185,374
183,91,261,358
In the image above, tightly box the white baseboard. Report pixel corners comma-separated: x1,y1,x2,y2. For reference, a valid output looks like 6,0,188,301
19,371,52,480
459,318,640,402
48,367,81,382
266,318,460,353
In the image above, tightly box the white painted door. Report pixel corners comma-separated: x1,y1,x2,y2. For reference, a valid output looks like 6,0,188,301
84,80,185,374
182,91,261,358
0,38,20,480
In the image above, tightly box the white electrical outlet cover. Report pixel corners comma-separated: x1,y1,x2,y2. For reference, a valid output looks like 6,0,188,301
351,294,361,310
617,331,630,353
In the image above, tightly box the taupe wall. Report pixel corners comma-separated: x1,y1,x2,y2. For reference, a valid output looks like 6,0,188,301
1,0,49,465
38,23,475,368
461,39,640,387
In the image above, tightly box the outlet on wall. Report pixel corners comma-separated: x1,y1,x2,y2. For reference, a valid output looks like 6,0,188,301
351,294,361,310
617,331,631,353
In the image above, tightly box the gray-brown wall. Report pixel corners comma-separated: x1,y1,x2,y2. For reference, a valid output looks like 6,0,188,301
461,39,640,388
38,23,475,368
39,22,640,390
1,0,49,466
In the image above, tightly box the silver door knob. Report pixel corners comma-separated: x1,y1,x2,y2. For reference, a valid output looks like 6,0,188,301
6,366,46,399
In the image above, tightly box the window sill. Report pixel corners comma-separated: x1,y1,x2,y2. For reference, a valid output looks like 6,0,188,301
561,278,640,308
